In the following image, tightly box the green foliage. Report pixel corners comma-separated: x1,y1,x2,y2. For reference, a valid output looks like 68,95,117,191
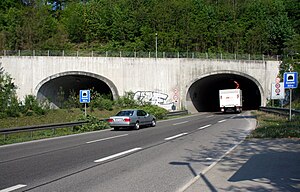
114,91,138,108
22,95,48,116
249,111,300,138
56,86,65,108
6,95,21,117
0,63,50,118
74,114,110,132
90,91,114,111
64,89,80,109
0,0,298,55
0,69,20,118
141,105,168,120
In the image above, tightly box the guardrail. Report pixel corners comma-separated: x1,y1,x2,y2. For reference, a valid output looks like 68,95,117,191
166,110,189,117
0,110,189,136
0,121,88,135
259,106,300,116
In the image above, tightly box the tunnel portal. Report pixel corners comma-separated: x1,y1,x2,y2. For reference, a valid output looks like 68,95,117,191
187,73,261,112
37,74,113,108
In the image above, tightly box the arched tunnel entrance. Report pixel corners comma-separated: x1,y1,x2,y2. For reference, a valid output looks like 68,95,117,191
187,73,262,112
36,72,118,108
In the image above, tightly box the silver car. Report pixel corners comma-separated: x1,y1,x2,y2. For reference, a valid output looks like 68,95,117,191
108,109,156,131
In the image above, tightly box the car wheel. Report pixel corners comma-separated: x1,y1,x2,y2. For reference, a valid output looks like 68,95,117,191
151,119,156,127
134,122,140,130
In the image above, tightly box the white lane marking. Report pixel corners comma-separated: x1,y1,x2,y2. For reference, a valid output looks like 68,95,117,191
218,119,226,123
173,121,188,126
198,124,211,130
94,148,142,163
86,134,128,144
206,115,214,118
0,184,27,192
165,133,188,141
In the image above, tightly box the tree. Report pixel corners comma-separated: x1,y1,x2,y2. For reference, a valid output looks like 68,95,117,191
0,63,20,118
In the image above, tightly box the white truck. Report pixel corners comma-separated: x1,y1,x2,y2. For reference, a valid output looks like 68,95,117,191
219,89,242,113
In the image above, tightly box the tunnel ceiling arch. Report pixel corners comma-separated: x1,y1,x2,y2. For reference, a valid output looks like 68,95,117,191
187,72,262,112
35,71,118,108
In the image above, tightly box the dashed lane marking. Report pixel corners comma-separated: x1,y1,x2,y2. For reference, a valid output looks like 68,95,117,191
165,133,188,141
94,148,142,163
0,184,27,192
173,121,189,126
86,134,128,144
198,124,212,130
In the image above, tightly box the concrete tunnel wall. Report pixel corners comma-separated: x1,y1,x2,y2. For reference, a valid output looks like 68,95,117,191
35,71,119,108
1,56,280,112
186,71,263,113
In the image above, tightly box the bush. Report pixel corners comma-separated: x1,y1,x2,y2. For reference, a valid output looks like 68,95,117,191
73,115,110,132
141,105,168,119
5,96,21,117
0,71,20,118
90,93,114,111
22,95,48,116
64,90,80,109
114,91,138,108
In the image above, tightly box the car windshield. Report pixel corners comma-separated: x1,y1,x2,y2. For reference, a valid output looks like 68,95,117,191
116,110,134,116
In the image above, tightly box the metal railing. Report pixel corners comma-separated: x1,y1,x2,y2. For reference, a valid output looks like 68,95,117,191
0,50,281,61
166,110,189,117
0,121,88,135
0,110,189,136
259,106,300,116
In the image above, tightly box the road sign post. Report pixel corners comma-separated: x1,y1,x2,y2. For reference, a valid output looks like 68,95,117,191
284,72,298,121
271,82,284,100
80,90,91,117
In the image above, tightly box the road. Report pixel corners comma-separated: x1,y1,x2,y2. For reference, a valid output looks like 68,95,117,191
0,111,256,192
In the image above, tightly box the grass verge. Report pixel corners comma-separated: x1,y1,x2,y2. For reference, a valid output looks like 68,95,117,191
0,108,119,145
249,111,300,138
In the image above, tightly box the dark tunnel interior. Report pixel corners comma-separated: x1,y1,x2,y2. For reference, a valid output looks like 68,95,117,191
37,75,112,108
188,74,261,112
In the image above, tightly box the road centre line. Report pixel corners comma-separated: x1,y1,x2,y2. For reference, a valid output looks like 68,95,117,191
206,115,214,118
86,134,128,144
218,119,226,123
165,133,188,141
173,121,189,125
198,124,212,130
94,147,142,163
0,184,27,192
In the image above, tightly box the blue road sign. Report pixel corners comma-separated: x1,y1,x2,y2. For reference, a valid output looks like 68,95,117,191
80,90,90,103
284,72,298,89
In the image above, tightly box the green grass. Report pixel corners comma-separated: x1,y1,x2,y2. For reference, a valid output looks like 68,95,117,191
249,111,300,138
0,108,119,129
0,108,120,145
0,106,170,145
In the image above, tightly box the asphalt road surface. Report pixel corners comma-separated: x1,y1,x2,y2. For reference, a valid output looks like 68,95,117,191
0,111,256,192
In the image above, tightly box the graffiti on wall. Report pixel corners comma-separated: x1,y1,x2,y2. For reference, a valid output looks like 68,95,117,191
134,91,176,110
